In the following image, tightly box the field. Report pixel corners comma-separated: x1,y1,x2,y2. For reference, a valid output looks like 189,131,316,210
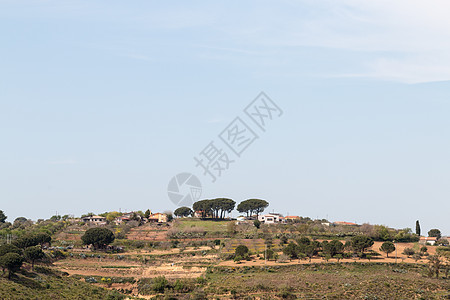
1,219,449,299
0,267,124,300
204,263,450,299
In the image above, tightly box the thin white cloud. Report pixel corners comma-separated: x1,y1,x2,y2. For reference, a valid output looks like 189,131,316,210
215,0,450,83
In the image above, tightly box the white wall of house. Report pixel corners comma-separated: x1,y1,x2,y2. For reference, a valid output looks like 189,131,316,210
258,214,280,224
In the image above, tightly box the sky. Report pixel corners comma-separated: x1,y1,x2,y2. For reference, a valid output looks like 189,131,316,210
1,0,449,235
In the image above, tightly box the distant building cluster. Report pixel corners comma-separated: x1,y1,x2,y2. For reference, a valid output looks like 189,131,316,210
80,211,168,226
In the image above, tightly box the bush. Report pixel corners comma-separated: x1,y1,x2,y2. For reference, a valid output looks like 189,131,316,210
265,249,276,260
152,276,169,293
403,248,415,257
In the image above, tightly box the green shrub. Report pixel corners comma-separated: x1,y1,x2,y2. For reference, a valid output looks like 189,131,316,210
152,276,169,293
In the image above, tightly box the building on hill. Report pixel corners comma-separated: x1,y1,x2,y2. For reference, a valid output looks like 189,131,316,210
419,236,437,245
333,221,358,226
148,213,167,223
258,213,286,224
285,216,300,222
82,215,106,225
193,210,213,218
114,216,130,225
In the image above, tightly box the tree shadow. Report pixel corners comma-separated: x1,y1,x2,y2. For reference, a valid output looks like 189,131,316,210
10,273,44,290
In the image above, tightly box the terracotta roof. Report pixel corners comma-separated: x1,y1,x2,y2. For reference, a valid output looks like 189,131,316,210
420,236,437,240
334,221,358,226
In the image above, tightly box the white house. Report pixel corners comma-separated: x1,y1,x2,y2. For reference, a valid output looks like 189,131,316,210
258,213,285,224
82,215,107,225
419,236,437,245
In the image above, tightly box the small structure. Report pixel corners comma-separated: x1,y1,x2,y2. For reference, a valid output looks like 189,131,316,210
114,216,130,225
419,236,437,245
148,213,168,223
285,216,300,222
258,213,286,224
333,221,358,226
82,215,107,225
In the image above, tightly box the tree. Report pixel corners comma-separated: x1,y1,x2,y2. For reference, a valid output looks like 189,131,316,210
105,211,122,223
34,232,52,248
220,198,236,219
50,215,61,222
283,242,300,259
379,241,395,258
236,199,269,217
0,210,6,223
235,245,249,259
144,209,151,219
0,244,22,257
164,211,173,222
193,200,213,218
323,240,344,257
428,229,441,240
192,199,235,219
13,234,40,249
174,207,193,218
351,235,374,255
304,244,317,262
253,219,261,229
375,225,392,241
236,201,251,217
0,253,23,279
24,246,44,270
81,228,115,250
415,220,421,236
12,217,32,229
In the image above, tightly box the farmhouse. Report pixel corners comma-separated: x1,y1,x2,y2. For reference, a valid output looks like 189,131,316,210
419,236,437,245
148,213,168,223
82,215,106,225
258,213,286,224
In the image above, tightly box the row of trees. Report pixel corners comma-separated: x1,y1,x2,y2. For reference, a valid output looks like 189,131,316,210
281,235,375,262
174,198,269,219
192,198,236,219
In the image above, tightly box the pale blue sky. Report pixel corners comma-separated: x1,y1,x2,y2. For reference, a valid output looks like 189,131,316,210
1,1,449,234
